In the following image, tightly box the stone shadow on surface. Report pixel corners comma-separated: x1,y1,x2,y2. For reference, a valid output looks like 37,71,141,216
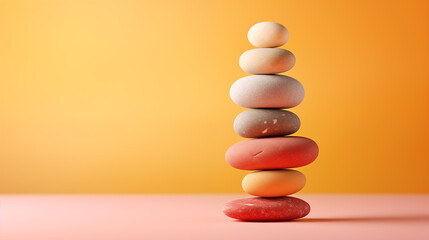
297,215,429,223
232,215,429,223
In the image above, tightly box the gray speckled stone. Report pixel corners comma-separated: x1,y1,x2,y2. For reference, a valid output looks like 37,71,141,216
234,109,300,138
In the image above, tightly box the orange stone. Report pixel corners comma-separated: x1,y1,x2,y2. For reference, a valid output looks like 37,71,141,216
225,136,318,170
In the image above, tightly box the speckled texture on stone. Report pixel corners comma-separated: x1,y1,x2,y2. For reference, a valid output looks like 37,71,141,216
223,196,310,221
234,109,300,138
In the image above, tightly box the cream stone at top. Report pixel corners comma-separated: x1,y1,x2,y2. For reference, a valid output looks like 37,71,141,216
248,22,289,48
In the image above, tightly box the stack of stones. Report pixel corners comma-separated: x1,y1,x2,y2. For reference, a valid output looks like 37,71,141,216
223,22,319,221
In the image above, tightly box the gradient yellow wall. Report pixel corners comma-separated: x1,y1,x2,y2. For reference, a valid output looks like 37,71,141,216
1,0,429,193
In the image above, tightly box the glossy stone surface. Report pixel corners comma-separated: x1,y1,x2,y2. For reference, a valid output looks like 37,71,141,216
234,109,300,138
242,169,306,197
225,136,319,170
223,196,310,221
230,75,304,109
239,48,295,74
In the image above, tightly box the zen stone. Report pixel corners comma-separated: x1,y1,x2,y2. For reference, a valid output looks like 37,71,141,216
234,109,300,138
248,21,289,48
230,75,304,109
225,136,319,170
224,196,310,221
239,48,295,74
242,169,306,197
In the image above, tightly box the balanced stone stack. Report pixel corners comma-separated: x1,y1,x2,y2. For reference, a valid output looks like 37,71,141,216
223,22,319,221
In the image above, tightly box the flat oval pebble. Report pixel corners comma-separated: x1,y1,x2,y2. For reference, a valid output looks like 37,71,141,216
225,136,318,170
234,109,300,138
223,196,310,221
230,75,304,108
239,48,295,74
248,21,289,48
242,169,306,197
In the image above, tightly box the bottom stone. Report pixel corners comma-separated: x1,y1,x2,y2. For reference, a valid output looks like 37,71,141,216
223,196,310,221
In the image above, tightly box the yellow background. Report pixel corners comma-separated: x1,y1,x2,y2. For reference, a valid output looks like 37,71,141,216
1,0,429,193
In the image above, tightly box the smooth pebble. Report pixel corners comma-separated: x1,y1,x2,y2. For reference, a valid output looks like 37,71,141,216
224,196,310,221
230,75,304,108
242,169,306,197
239,48,295,74
234,109,300,138
248,21,289,48
225,136,318,170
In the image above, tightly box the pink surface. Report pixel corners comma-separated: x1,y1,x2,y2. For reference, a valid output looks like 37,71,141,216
1,194,428,240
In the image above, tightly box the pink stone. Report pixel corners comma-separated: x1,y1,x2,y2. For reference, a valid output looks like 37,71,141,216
223,196,310,221
225,136,319,170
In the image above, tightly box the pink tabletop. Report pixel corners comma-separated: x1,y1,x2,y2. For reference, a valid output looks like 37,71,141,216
1,194,428,240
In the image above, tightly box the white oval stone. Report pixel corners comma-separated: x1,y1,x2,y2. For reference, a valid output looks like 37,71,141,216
230,75,304,109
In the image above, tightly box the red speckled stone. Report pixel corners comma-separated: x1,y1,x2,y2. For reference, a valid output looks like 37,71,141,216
225,136,318,170
223,196,310,221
